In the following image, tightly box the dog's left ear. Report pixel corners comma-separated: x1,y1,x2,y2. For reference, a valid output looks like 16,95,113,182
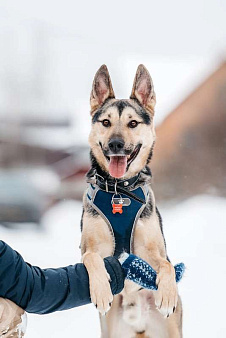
130,64,156,115
90,65,115,114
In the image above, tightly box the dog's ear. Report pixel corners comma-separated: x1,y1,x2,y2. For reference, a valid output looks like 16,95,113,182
90,65,115,114
130,64,156,115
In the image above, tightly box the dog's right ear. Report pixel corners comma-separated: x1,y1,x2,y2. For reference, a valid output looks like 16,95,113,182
90,65,115,114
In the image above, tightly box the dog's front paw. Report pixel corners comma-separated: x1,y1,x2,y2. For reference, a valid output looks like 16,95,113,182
155,265,178,318
90,273,113,315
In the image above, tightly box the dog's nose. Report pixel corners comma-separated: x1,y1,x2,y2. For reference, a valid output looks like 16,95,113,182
108,138,125,153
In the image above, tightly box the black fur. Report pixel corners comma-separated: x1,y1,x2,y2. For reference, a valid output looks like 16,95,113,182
111,100,131,117
140,197,153,219
86,204,99,217
92,99,151,125
147,142,155,164
111,100,151,124
92,108,105,124
141,165,152,177
156,207,167,252
92,98,113,123
80,207,84,231
80,201,98,233
130,98,151,125
87,151,111,180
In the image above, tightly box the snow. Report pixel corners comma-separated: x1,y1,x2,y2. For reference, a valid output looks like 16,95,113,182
1,195,226,337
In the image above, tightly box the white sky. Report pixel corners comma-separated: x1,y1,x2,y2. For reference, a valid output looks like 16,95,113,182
1,0,225,56
0,0,225,145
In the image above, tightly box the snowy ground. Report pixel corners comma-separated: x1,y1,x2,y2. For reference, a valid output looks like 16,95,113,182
1,195,226,338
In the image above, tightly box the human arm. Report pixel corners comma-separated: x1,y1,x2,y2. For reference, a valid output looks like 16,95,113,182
0,240,124,314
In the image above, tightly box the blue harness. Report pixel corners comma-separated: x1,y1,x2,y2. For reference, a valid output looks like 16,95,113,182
86,180,149,258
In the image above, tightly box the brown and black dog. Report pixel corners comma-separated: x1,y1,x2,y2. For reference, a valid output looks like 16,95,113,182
81,65,182,338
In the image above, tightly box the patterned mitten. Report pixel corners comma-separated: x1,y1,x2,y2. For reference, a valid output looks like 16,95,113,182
119,253,185,290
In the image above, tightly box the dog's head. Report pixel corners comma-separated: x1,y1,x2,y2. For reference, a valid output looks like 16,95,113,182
89,64,156,179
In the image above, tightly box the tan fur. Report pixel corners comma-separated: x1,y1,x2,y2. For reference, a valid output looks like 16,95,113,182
102,290,182,338
81,65,182,337
89,101,156,179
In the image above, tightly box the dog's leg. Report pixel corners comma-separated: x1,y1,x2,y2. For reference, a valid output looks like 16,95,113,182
83,251,113,315
134,209,178,318
166,296,183,338
104,294,146,338
167,320,181,338
81,211,114,315
102,295,122,338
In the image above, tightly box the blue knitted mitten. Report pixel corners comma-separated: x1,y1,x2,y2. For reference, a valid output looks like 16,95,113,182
120,253,185,290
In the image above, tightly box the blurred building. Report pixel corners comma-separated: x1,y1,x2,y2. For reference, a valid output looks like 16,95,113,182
152,62,226,202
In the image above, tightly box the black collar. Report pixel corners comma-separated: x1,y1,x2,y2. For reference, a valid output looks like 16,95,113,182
88,171,147,205
96,172,140,190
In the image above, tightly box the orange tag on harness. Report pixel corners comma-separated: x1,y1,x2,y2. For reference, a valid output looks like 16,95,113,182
112,203,123,214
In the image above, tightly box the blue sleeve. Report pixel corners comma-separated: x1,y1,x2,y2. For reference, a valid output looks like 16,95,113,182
0,241,124,314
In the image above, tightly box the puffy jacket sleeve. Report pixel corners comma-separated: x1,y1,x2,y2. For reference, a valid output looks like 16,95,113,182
0,241,124,314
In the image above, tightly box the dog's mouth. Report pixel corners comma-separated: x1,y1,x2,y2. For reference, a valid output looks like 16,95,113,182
104,144,142,178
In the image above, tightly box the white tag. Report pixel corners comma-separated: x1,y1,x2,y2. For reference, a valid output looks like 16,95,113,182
112,197,131,206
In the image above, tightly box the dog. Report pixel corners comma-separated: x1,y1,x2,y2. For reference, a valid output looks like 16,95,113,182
80,64,183,338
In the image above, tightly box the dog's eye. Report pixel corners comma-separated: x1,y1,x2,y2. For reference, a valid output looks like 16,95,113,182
128,120,138,128
102,119,111,127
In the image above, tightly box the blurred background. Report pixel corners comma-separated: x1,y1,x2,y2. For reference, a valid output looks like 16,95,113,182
0,0,226,337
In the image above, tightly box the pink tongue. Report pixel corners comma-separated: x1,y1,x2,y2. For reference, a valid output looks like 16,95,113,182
109,156,127,178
